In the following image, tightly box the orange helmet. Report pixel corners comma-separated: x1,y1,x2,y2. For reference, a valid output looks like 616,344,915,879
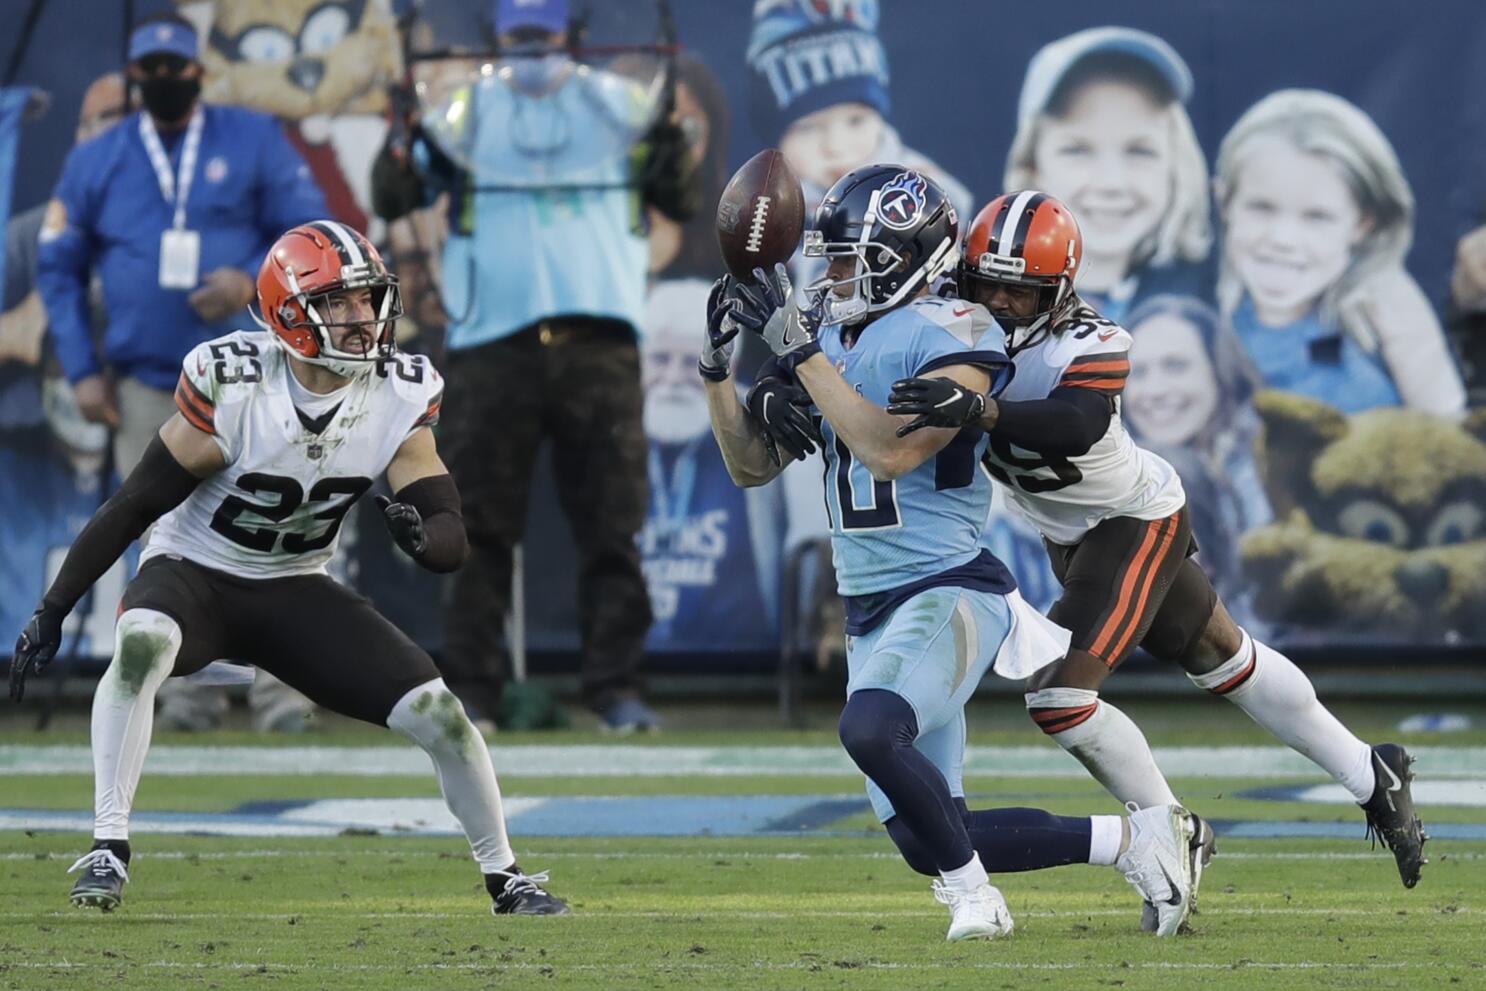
959,191,1082,351
256,220,401,376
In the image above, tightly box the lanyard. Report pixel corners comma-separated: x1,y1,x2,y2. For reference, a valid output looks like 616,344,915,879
647,441,699,529
139,107,203,231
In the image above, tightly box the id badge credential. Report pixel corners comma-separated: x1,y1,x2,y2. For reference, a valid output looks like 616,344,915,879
159,228,201,290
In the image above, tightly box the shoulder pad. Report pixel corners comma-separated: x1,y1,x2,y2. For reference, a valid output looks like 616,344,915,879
1054,305,1132,357
378,352,444,429
177,332,272,434
907,296,998,348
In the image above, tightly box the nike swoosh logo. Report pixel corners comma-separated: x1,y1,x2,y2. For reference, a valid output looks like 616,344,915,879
952,307,974,317
1375,752,1402,812
762,393,773,424
934,388,964,409
1157,862,1183,906
1097,329,1117,341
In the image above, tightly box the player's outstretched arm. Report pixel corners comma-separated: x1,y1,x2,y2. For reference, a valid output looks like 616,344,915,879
9,413,221,701
797,356,991,481
704,375,787,488
887,379,1113,457
380,427,469,573
700,275,788,487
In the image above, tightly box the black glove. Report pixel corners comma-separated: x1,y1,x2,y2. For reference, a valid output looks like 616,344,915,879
887,376,987,437
746,376,822,466
731,264,821,363
375,494,427,558
11,605,65,702
700,275,740,382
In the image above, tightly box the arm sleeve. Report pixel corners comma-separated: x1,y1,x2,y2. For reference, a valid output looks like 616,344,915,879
250,120,330,270
35,149,101,382
395,473,467,573
990,386,1113,457
41,435,202,614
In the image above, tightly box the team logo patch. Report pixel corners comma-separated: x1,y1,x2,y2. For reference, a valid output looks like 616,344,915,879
205,157,228,184
876,171,927,231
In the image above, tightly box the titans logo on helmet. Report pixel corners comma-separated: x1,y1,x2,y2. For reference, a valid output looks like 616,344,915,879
876,171,929,231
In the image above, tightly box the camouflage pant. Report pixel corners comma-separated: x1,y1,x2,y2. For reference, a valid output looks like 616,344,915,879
439,319,652,713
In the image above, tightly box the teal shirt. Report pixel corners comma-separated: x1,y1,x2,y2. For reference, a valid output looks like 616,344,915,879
1232,297,1401,413
419,70,652,349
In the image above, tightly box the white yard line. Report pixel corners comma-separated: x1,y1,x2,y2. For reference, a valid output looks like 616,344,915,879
3,743,1484,778
3,847,1481,862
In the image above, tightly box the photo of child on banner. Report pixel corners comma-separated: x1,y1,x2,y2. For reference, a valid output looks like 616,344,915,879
1005,26,1212,325
1124,294,1271,616
1215,89,1466,419
744,0,973,293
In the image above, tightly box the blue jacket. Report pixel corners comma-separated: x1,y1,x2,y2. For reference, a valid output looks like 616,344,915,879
37,104,327,389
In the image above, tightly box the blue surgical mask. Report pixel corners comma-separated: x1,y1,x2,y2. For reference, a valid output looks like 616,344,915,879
508,52,572,94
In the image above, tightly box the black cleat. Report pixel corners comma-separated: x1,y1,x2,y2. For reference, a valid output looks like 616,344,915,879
1140,812,1215,933
488,869,571,916
68,848,130,911
1360,743,1428,888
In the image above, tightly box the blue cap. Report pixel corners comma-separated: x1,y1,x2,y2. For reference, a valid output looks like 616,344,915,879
1017,26,1193,127
492,0,569,35
128,20,199,62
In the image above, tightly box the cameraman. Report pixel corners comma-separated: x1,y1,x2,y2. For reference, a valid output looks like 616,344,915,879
373,0,698,732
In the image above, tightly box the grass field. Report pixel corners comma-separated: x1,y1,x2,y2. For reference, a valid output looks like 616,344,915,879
2,697,1484,990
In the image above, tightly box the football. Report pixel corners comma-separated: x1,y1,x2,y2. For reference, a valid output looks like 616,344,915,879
715,148,806,280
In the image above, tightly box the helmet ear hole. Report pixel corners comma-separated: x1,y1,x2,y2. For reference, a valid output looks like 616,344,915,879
279,305,297,325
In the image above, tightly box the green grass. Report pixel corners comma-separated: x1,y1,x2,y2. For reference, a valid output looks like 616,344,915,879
2,697,1484,989
1,834,1482,990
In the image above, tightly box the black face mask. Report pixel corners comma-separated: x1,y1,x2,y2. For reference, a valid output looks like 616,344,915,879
139,76,200,124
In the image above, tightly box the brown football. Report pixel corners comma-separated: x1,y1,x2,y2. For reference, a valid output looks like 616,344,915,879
715,149,805,280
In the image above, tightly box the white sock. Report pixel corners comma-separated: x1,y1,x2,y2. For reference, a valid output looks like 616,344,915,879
939,852,989,893
92,609,181,841
1189,630,1375,802
1088,815,1124,866
1026,688,1178,808
387,678,515,873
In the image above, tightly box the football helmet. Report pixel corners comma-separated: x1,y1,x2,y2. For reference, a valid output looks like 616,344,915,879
803,165,959,326
256,220,402,377
959,190,1082,353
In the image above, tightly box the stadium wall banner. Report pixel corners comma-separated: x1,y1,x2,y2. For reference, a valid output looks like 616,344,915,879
5,1,1486,657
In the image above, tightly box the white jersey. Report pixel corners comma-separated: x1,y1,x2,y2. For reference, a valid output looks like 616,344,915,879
983,304,1184,545
145,331,443,578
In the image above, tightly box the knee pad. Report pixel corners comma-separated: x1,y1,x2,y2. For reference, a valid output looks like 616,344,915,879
112,609,182,692
1024,687,1100,735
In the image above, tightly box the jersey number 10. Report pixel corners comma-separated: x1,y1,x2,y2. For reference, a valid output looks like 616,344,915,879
826,431,981,531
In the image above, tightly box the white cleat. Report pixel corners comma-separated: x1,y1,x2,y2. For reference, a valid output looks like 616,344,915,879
931,880,1015,941
1116,803,1197,936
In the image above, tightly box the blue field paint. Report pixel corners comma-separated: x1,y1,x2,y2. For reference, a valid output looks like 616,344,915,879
1212,820,1486,841
4,798,1484,840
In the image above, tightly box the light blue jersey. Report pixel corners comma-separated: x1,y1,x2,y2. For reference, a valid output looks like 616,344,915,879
418,70,653,349
813,297,1011,604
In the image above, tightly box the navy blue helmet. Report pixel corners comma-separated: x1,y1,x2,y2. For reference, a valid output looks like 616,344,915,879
803,164,959,326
